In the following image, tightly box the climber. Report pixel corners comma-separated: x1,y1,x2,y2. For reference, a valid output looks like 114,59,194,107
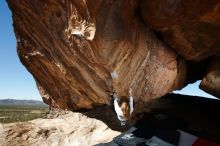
111,88,134,126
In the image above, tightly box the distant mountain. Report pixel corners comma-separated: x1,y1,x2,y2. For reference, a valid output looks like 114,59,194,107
0,99,47,106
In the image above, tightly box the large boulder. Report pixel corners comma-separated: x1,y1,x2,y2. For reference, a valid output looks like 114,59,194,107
7,0,220,127
0,112,120,146
200,57,220,97
140,0,220,61
140,0,220,97
7,0,186,111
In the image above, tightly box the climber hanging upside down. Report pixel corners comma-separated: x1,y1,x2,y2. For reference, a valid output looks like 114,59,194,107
110,88,134,126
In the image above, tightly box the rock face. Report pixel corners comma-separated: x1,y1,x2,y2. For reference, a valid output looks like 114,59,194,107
140,0,220,98
7,0,220,127
200,57,220,97
7,0,185,110
0,112,120,146
140,0,220,61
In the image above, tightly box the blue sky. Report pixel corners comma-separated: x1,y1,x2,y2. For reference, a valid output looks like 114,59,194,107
173,80,216,99
0,0,41,101
0,0,216,101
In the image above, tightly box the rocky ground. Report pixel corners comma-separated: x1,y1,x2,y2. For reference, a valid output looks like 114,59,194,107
0,111,120,146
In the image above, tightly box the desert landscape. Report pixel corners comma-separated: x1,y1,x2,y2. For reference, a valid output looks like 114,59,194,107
0,99,47,123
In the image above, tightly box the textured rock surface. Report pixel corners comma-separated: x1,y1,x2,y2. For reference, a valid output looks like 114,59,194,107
0,112,120,146
200,57,220,97
8,0,186,111
140,0,220,98
140,0,220,61
7,0,220,127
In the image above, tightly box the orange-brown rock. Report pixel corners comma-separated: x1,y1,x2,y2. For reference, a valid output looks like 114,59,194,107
200,57,220,97
7,0,220,127
140,0,220,61
7,0,186,112
140,0,220,98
